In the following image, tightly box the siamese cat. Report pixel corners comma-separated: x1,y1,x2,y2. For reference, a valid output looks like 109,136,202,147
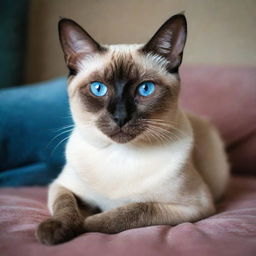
37,14,229,245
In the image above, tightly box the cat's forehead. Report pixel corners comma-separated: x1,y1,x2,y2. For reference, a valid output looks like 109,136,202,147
103,45,141,83
108,44,143,52
77,44,144,77
68,44,173,94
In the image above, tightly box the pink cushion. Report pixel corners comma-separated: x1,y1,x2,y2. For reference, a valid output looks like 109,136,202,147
0,176,256,256
180,66,256,175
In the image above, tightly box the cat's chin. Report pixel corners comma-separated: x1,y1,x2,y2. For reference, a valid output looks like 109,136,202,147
109,130,137,144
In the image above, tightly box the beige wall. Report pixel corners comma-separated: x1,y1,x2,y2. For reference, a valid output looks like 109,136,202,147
25,0,256,83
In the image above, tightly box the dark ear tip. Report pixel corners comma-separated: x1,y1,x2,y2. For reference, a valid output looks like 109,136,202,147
168,13,187,33
58,18,78,30
171,13,187,23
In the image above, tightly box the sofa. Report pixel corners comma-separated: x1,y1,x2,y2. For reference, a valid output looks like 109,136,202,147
0,65,255,256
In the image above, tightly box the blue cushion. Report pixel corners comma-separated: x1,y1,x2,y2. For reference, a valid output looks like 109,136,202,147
0,77,73,186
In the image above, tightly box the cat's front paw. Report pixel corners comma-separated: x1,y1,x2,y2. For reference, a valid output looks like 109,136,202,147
36,218,82,245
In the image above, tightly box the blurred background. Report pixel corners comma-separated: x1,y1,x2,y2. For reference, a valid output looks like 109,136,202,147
1,0,256,87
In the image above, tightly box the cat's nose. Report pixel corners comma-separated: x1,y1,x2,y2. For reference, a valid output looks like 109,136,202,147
109,100,132,127
112,114,129,127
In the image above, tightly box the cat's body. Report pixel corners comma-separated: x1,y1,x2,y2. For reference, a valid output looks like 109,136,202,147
51,109,227,213
37,15,229,245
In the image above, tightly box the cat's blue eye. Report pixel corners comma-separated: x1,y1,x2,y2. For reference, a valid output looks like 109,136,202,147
138,82,155,97
90,81,108,97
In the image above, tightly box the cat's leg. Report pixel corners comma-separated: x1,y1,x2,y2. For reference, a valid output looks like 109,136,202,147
84,164,216,234
84,195,215,234
36,183,98,245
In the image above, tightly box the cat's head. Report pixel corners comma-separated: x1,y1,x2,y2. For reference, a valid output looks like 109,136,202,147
58,14,187,145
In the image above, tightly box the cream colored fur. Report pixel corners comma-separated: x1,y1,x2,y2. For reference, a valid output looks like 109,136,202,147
48,44,229,224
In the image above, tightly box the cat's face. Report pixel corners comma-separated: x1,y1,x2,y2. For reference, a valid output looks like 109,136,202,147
58,14,187,145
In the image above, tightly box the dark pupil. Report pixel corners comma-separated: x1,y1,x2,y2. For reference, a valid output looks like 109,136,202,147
96,84,101,92
144,84,148,91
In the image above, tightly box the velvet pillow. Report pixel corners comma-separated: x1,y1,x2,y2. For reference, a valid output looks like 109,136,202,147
0,78,71,186
180,66,256,175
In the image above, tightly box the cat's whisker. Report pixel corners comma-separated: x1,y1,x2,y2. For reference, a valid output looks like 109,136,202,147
49,124,74,133
153,129,173,144
144,118,177,125
142,119,179,130
150,130,176,144
146,118,175,122
143,120,186,138
143,121,172,128
48,129,74,145
51,136,70,156
139,129,153,144
146,124,180,143
145,126,174,144
143,121,175,128
55,124,75,132
143,118,177,127
155,126,181,140
144,128,165,144
145,121,181,138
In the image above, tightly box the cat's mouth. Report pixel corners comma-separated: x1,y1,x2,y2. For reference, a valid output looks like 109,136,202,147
109,129,137,143
96,116,146,144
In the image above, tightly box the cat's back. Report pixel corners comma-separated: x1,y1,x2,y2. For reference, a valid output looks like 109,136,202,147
187,112,230,201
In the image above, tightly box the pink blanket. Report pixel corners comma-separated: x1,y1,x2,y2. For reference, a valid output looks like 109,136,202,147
0,176,256,256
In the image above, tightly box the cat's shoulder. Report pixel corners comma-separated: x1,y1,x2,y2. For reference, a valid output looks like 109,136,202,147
185,111,219,137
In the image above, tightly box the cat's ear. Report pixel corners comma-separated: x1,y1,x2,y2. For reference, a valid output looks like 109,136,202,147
58,18,105,75
142,14,187,73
